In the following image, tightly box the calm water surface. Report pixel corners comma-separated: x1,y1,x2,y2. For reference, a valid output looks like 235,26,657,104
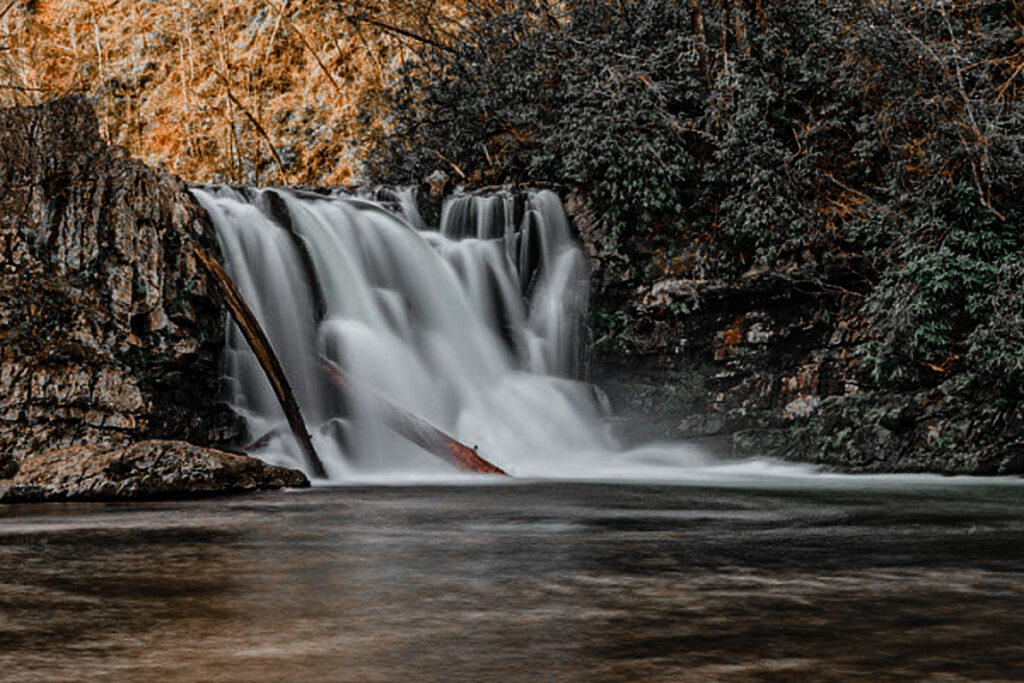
1,477,1022,681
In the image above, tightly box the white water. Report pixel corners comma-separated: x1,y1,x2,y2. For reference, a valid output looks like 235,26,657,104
193,186,664,480
187,187,1024,484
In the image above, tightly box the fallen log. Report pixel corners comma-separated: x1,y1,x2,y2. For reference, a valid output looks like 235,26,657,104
319,357,508,476
194,246,327,479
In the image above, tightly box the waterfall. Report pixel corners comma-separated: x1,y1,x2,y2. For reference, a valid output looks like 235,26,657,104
191,186,616,479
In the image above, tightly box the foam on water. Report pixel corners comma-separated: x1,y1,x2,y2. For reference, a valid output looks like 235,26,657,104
191,186,1006,486
193,187,629,480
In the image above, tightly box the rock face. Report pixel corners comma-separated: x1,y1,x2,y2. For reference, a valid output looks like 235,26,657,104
0,96,244,473
590,271,846,442
0,96,274,498
0,440,308,502
578,211,1024,475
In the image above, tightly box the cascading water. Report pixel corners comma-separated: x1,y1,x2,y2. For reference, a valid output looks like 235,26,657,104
191,186,628,480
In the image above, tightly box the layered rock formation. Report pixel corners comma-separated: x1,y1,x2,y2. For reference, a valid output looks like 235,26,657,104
580,215,1024,476
0,97,304,498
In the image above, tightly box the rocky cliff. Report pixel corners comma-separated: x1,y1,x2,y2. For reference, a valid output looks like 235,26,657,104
0,97,304,498
577,204,1024,476
2,96,1018,483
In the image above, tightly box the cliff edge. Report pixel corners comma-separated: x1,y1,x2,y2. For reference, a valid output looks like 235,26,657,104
0,97,306,498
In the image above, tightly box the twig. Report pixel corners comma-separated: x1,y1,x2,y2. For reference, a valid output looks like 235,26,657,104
770,272,865,299
822,171,871,201
937,5,994,212
0,0,17,22
352,15,455,54
0,83,47,91
263,0,343,98
435,150,466,179
212,67,288,172
995,58,1024,102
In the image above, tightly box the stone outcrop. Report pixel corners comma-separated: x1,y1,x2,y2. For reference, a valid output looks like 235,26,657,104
0,440,308,502
0,96,243,465
579,223,1024,475
590,271,848,442
0,96,276,498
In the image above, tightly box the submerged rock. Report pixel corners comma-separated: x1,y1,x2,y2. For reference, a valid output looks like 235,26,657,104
0,440,308,503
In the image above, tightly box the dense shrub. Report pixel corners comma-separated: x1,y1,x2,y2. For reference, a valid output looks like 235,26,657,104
359,0,1024,419
361,1,706,247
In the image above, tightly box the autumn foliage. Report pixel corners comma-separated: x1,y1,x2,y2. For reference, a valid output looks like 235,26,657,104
0,0,497,185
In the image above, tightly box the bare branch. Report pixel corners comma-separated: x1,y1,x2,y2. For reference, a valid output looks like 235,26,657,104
212,67,288,173
351,14,455,54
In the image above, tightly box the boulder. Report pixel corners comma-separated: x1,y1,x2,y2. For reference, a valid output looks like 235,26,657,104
0,440,308,502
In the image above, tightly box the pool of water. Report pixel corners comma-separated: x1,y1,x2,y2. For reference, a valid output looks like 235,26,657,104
1,476,1022,681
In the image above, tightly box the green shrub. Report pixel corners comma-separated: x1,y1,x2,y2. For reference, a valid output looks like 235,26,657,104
358,0,1024,408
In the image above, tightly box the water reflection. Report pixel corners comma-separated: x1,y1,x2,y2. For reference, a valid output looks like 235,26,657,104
1,483,1022,681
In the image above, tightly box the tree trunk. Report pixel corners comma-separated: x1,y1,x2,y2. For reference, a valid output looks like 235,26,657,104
320,357,507,476
194,246,327,479
688,0,709,82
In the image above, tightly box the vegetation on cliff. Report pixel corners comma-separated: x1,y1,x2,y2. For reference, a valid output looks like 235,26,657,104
358,0,1023,470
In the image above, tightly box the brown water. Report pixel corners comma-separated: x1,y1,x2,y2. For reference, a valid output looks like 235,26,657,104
1,479,1022,681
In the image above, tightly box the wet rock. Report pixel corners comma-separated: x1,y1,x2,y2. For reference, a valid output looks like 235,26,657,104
0,440,308,503
589,270,846,442
0,96,244,468
572,196,1022,475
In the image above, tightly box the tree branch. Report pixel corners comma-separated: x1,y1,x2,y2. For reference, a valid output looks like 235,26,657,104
212,67,288,173
351,15,455,54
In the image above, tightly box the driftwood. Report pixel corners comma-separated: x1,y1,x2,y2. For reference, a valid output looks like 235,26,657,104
194,246,327,479
319,356,507,476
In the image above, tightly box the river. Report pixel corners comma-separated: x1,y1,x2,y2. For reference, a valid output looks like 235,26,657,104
1,473,1022,681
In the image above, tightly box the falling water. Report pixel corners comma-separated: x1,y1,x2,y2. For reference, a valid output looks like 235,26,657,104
191,186,617,479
